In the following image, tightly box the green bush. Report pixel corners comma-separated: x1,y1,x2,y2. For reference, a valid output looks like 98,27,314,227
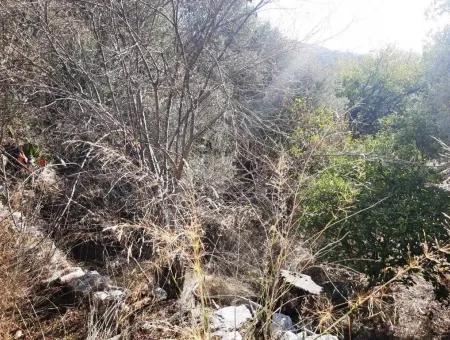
291,100,450,279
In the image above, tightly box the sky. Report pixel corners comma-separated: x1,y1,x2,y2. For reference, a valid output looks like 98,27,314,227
259,0,447,53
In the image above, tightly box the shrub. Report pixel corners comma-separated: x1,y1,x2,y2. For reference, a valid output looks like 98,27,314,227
291,99,450,279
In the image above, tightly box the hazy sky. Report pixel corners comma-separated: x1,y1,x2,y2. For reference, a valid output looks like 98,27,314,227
259,0,446,53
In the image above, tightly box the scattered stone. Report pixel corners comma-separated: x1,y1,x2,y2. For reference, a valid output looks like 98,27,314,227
211,305,253,331
55,267,126,305
281,270,323,295
1,184,129,320
272,312,293,332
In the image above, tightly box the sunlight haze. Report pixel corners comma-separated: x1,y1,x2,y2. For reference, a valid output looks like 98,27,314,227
260,0,446,53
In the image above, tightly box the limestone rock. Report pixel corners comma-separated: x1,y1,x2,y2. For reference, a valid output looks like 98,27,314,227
152,287,168,301
279,331,300,340
69,270,111,294
59,267,85,284
297,331,338,340
13,330,24,339
34,167,59,191
277,330,338,340
281,270,323,295
212,330,243,340
211,305,253,332
272,312,293,332
93,289,126,304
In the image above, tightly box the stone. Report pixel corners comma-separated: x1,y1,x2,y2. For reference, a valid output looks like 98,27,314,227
140,321,152,331
279,331,301,340
11,212,25,230
211,305,253,331
106,335,121,340
70,270,111,294
13,330,24,339
93,289,125,304
35,167,58,191
59,267,85,284
93,291,109,301
108,289,126,300
277,331,338,340
212,330,243,340
152,287,168,301
281,270,323,295
272,312,293,332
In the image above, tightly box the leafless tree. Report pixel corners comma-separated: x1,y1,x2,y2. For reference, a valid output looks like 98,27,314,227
1,0,270,184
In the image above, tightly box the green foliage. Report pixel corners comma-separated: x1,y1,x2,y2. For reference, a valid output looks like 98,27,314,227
338,48,424,136
291,97,450,279
22,143,41,159
290,97,347,159
342,161,448,277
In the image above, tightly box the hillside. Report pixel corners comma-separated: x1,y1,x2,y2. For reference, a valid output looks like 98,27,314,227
0,1,449,339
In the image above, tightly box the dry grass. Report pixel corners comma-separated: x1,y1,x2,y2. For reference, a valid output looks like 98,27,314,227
0,189,89,339
0,217,29,336
1,138,449,339
0,107,448,340
0,217,87,339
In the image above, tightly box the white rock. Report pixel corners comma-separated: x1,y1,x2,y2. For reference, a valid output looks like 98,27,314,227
212,330,243,340
279,331,301,340
306,335,338,340
70,270,110,294
140,321,152,331
106,335,121,340
152,287,167,301
281,270,323,295
35,167,59,191
108,289,126,300
211,305,253,331
11,212,25,230
297,331,338,340
13,330,24,339
93,291,109,302
59,267,85,283
272,313,293,331
93,289,125,303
